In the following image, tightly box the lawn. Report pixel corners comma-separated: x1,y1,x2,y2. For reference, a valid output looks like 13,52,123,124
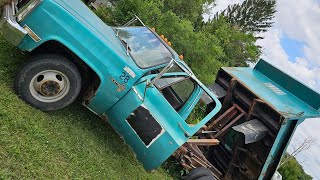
0,35,175,179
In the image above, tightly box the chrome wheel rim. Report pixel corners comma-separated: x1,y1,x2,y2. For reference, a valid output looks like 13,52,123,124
29,70,70,103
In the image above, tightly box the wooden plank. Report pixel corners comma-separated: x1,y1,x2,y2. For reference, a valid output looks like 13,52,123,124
187,139,220,146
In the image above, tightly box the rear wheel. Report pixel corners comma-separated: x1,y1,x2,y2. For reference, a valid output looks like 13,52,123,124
184,167,216,180
15,54,82,111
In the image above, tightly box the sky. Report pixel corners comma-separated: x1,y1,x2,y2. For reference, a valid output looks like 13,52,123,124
205,0,320,178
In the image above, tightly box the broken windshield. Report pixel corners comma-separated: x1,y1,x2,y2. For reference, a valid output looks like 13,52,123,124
116,27,173,68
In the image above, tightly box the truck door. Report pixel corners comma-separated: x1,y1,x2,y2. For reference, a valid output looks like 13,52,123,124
126,74,197,148
151,74,221,137
106,72,221,170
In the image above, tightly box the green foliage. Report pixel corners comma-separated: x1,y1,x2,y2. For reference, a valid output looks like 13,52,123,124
204,17,261,66
161,0,215,27
278,153,312,180
186,101,207,124
214,0,276,33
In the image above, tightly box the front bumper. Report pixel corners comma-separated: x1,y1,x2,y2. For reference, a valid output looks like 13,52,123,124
0,2,27,46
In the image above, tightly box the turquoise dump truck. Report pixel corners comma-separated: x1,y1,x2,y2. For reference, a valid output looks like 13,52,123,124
1,0,319,179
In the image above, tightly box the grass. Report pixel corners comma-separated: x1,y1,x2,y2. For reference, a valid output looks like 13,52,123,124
0,35,176,179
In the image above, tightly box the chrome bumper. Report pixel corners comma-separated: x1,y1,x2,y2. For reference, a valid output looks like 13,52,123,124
0,3,27,46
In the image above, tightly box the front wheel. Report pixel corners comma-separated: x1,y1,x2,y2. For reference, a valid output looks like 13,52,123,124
15,54,82,111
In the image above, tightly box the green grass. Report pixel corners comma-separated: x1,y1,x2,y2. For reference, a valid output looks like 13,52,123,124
0,35,175,179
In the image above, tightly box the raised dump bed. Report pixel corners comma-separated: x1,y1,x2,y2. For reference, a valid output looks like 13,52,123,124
175,59,320,180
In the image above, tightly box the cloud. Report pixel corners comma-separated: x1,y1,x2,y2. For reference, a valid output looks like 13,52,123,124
254,0,320,177
257,0,320,91
275,0,320,68
257,30,320,91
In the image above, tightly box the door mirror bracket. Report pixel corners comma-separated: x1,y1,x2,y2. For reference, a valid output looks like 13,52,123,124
147,59,175,88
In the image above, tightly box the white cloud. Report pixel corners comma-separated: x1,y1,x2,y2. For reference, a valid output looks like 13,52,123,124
257,30,320,91
275,0,320,68
257,0,320,91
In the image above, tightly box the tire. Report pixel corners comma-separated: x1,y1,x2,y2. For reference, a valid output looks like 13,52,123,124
15,54,82,111
184,167,216,180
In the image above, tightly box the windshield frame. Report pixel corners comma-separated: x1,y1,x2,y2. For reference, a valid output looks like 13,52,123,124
113,26,177,69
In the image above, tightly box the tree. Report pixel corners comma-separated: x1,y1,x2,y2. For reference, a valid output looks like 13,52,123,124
204,17,261,66
214,0,276,33
279,153,313,180
280,136,317,167
161,0,215,29
278,136,316,180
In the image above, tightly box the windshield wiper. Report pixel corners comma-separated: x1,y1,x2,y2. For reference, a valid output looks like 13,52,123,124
116,29,120,37
120,39,131,56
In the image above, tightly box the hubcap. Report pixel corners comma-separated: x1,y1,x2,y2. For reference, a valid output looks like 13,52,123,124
29,70,70,103
40,80,61,96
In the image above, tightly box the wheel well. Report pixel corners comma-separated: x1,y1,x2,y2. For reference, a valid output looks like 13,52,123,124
31,40,101,104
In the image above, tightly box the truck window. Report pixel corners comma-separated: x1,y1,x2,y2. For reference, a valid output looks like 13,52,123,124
155,77,195,111
116,27,173,68
155,77,213,125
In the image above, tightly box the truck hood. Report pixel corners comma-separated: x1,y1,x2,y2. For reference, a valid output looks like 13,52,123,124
53,0,126,56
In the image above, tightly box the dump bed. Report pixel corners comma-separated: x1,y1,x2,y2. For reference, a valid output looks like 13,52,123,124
176,59,320,180
215,59,320,179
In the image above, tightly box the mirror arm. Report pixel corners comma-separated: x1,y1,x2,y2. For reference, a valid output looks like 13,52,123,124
147,59,175,87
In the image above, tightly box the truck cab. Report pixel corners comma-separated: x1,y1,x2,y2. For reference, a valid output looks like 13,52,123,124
0,0,221,171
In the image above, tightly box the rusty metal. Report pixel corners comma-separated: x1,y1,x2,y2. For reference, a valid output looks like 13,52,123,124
174,139,223,179
207,105,236,130
206,103,246,138
221,79,238,111
247,98,264,120
213,111,246,139
187,139,220,146
224,147,262,180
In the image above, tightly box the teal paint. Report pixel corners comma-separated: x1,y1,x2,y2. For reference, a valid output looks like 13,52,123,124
255,60,320,111
223,60,320,120
223,60,320,179
106,72,221,170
